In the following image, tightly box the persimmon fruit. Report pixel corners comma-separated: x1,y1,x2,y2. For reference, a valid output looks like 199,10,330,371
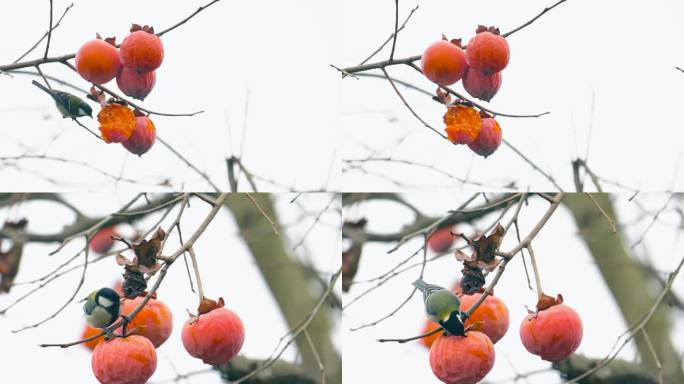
466,30,509,76
122,116,156,156
181,307,245,365
429,331,495,384
119,27,164,74
421,40,467,86
75,39,122,84
98,103,136,143
468,117,502,158
444,105,482,145
90,227,116,254
463,68,502,102
428,226,455,253
119,296,173,348
420,320,444,349
91,335,157,384
116,67,156,100
519,304,583,361
81,324,106,351
460,293,509,343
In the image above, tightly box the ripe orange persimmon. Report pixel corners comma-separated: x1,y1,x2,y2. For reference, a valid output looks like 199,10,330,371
466,29,509,76
443,105,481,145
460,293,509,343
120,26,164,74
468,116,502,158
92,335,157,384
90,226,116,254
75,38,122,84
429,332,495,384
116,67,156,100
182,307,245,365
520,304,583,361
421,40,467,86
420,320,444,349
119,296,173,348
81,324,105,351
98,103,136,143
122,116,156,156
428,226,455,253
463,68,501,102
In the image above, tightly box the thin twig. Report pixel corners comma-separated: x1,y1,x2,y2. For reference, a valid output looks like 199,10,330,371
156,136,221,192
1,0,221,72
388,0,399,61
381,68,447,140
156,0,223,37
378,327,442,343
49,193,145,255
303,329,326,384
245,193,279,235
12,237,90,332
641,330,664,384
358,5,418,66
503,139,563,191
564,251,684,383
526,244,543,301
585,193,617,233
292,194,337,251
340,0,568,74
631,194,674,249
231,267,341,384
14,3,72,63
40,194,229,348
502,0,568,38
464,193,565,319
188,246,204,301
43,0,54,59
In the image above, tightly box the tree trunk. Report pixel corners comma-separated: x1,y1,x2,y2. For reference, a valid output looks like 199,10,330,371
225,194,341,384
563,194,683,381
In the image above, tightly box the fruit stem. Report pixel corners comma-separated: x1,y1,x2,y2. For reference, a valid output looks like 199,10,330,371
526,244,543,301
188,246,205,303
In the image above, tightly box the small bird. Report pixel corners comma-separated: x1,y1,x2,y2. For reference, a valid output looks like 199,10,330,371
82,287,121,331
413,278,464,336
32,80,92,118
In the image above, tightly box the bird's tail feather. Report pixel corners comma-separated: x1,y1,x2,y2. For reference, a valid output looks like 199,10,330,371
413,278,428,292
31,80,52,95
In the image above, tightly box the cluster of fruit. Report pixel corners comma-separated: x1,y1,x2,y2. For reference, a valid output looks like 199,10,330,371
82,228,245,384
419,280,582,384
74,25,164,156
421,26,510,158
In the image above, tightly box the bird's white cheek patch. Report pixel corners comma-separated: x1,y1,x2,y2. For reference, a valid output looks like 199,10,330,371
98,296,114,308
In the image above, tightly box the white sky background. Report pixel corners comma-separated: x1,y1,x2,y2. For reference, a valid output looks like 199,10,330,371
0,1,342,192
339,0,684,192
342,193,684,383
0,193,341,383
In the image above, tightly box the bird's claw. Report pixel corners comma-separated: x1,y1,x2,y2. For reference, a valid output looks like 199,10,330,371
102,327,114,340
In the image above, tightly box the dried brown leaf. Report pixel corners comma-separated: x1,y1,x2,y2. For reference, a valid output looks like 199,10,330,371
198,296,225,315
536,292,563,311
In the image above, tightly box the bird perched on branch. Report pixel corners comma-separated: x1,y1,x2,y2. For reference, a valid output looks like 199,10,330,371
32,80,92,118
413,278,464,336
82,287,120,332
